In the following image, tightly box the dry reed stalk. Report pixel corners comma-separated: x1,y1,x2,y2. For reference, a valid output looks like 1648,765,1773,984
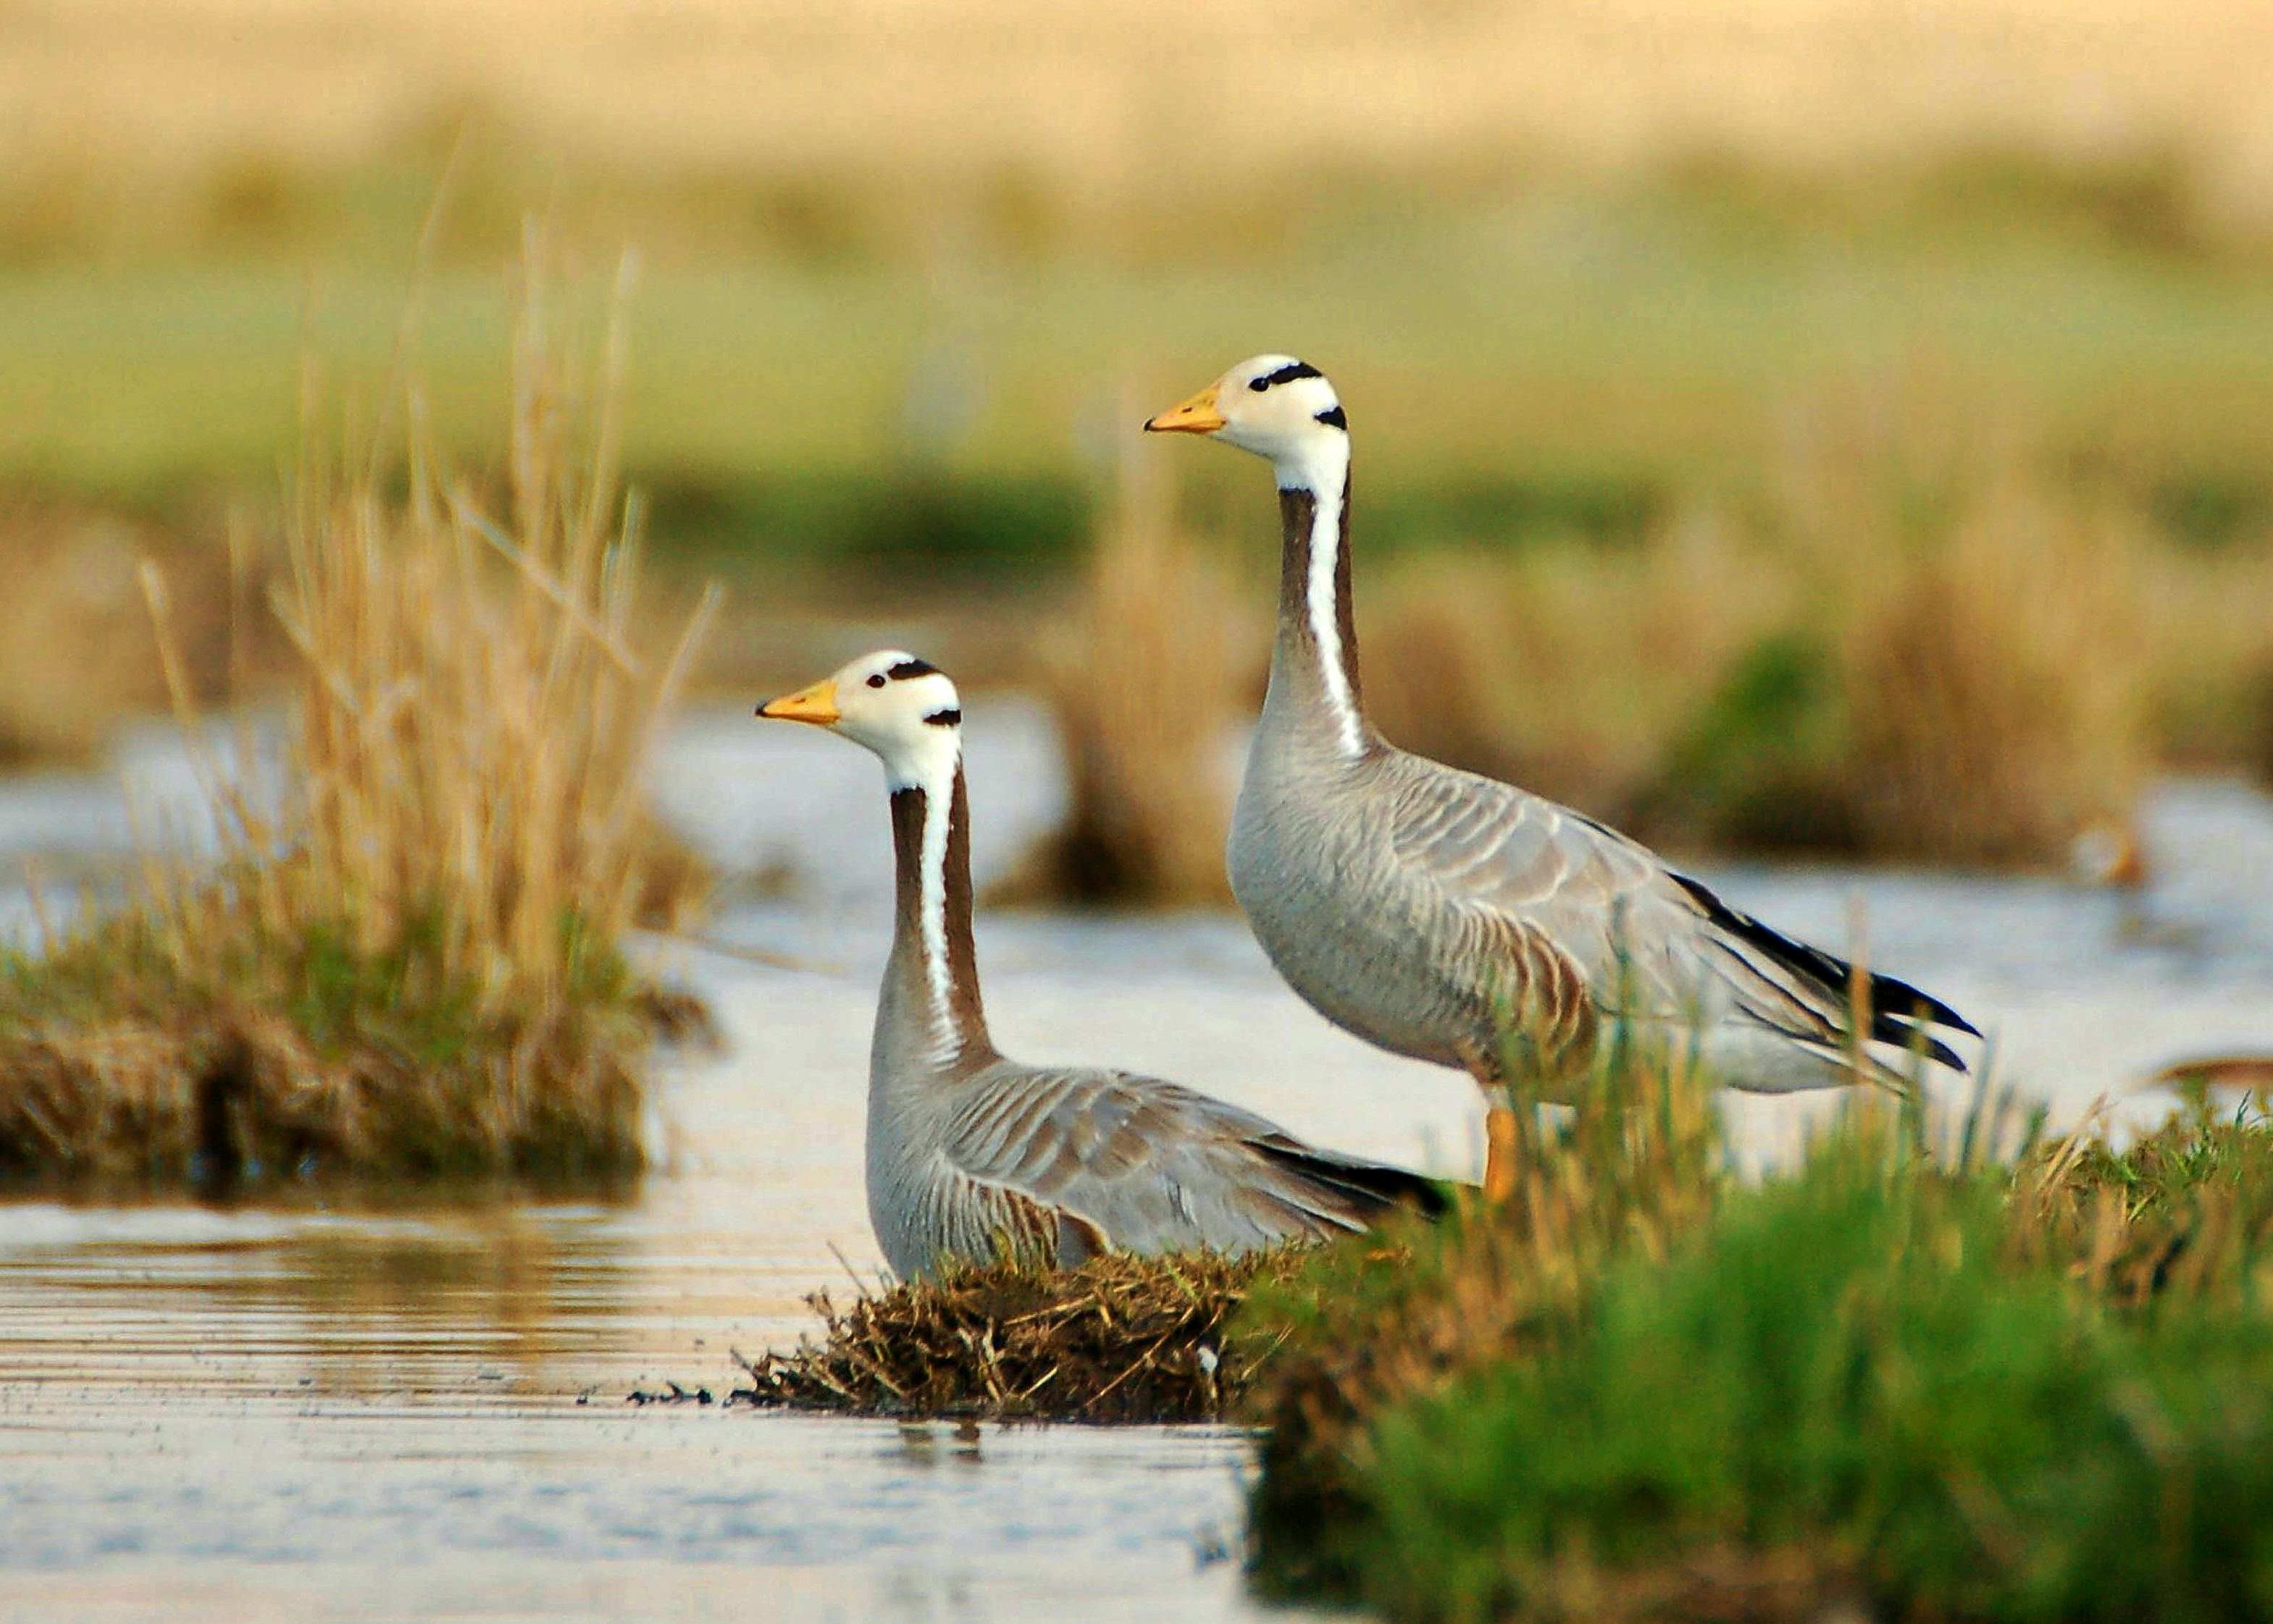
1769,380,2153,864
997,432,1241,905
269,252,714,1017
0,246,716,1184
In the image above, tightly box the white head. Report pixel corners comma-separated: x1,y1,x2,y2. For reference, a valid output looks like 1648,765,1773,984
757,649,963,791
1144,353,1349,492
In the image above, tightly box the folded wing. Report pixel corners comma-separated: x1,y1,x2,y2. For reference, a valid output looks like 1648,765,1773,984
1385,759,1977,1084
939,1063,1442,1260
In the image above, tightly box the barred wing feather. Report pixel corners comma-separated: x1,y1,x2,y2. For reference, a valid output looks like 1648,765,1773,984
1382,760,1975,1076
937,1064,1440,1259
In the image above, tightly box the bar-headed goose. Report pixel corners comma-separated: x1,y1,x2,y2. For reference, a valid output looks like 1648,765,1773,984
758,649,1441,1280
1146,358,1978,1193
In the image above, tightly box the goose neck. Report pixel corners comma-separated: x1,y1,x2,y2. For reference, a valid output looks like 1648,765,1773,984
1266,459,1368,759
882,761,992,1072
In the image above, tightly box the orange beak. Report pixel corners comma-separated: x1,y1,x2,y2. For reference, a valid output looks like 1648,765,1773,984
1144,383,1227,435
756,677,840,726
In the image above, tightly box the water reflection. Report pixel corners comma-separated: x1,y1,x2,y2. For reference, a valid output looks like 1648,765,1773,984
0,1194,645,1399
895,1418,988,1468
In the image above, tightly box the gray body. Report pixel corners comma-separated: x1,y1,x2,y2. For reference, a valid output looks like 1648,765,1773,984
863,768,1433,1281
1229,482,1975,1099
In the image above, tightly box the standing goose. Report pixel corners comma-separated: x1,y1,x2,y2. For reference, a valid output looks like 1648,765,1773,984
758,649,1441,1280
1145,357,1977,1192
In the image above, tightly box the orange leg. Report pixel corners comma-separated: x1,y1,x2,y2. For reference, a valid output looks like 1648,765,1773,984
1478,1079,1518,1204
1455,1043,1521,1202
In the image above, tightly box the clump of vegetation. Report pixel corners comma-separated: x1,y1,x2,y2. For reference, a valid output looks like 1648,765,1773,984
1240,1031,1729,1599
1648,629,1859,850
1243,1044,2273,1623
0,258,716,1186
1365,395,2161,867
1832,461,2150,865
734,1247,1302,1422
995,438,1243,906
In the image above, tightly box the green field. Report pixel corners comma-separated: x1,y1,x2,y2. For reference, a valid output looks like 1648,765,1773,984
12,169,2273,567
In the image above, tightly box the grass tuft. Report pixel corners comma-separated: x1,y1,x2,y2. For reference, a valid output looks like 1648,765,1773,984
1240,1032,1726,1599
1833,466,2150,864
0,249,715,1186
733,1247,1302,1423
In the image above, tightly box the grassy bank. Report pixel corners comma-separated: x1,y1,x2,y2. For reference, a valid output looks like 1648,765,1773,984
1239,1058,2273,1623
0,259,713,1186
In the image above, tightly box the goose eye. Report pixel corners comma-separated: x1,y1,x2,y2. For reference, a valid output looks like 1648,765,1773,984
1248,377,1271,393
866,674,887,688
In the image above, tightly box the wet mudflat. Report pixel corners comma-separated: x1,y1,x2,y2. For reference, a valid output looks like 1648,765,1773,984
1,706,2269,1622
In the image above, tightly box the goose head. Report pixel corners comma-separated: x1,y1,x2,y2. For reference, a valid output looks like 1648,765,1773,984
758,649,963,790
1144,354,1348,489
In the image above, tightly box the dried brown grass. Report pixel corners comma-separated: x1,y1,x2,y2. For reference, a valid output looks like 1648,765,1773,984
995,440,1242,906
1838,480,2149,863
266,256,716,1006
0,248,717,1184
1358,395,2159,866
1780,393,2152,864
734,1247,1303,1423
1362,512,1786,820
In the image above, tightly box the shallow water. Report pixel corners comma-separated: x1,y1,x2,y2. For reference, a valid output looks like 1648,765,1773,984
1,706,2270,1621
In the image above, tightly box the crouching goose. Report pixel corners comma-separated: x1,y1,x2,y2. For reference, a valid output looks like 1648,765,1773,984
758,649,1441,1280
1146,358,1979,1195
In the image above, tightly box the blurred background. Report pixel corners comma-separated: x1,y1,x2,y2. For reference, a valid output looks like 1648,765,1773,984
6,17,2273,1612
6,0,2273,872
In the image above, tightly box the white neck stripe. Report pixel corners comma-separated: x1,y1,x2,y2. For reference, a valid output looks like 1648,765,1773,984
916,777,956,1055
1278,448,1364,759
885,734,964,1059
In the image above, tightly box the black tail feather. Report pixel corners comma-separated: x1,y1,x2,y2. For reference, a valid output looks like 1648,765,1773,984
1254,1139,1449,1221
1670,872,1978,1062
1863,968,1981,1038
1867,1022,1967,1074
